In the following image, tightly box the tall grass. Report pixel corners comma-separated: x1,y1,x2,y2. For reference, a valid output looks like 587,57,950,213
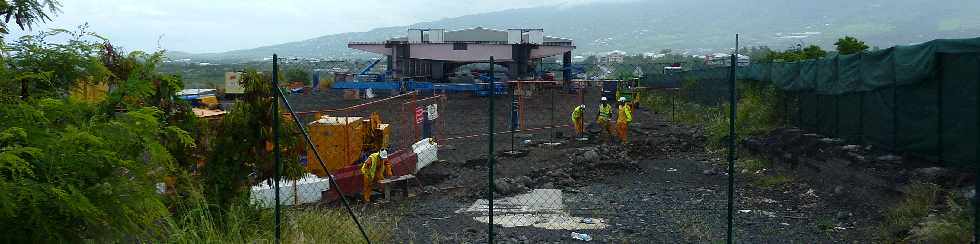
643,80,784,149
880,183,974,243
162,173,399,243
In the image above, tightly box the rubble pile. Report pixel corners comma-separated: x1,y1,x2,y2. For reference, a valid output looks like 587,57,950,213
743,127,973,199
527,146,639,189
628,126,706,159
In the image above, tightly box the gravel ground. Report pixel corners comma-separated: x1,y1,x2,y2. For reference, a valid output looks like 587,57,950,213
287,87,888,243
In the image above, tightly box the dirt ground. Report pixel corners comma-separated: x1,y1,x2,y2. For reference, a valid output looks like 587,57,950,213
286,87,891,243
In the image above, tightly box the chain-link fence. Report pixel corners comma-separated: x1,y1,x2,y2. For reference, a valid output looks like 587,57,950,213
261,54,742,242
258,37,980,242
640,38,980,243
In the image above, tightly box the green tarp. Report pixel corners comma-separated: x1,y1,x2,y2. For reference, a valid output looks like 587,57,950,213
650,37,980,168
729,37,980,94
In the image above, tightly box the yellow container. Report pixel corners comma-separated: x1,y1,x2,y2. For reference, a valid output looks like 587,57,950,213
69,82,108,103
304,115,390,176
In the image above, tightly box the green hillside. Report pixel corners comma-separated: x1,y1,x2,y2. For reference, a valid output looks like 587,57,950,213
169,0,980,62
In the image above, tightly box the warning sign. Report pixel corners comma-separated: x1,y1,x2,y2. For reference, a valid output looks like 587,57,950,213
427,104,438,120
415,106,424,124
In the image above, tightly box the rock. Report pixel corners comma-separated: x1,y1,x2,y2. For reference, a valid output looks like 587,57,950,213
514,184,530,194
702,169,718,176
876,154,902,162
543,142,563,147
913,167,946,180
833,185,845,195
514,176,532,187
541,182,556,189
580,149,600,162
801,189,819,198
959,187,976,201
494,178,514,194
819,137,842,144
558,177,575,186
841,144,860,152
846,152,866,163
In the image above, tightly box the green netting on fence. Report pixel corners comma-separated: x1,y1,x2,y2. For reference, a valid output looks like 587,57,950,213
734,37,980,94
644,37,980,168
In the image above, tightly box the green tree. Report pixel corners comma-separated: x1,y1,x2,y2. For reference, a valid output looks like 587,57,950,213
802,45,827,59
835,36,870,55
742,46,773,62
204,68,301,209
765,45,826,62
0,100,190,242
284,68,310,85
4,24,109,100
0,0,60,34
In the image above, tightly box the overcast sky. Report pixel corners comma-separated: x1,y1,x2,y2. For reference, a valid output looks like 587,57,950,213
8,0,595,53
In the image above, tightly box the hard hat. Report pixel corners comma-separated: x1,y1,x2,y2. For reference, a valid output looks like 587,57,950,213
579,104,586,109
619,97,627,102
601,97,607,101
379,149,388,159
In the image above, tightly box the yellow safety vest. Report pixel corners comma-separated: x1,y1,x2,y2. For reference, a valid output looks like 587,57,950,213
618,104,632,123
571,106,584,122
360,153,381,180
598,103,612,119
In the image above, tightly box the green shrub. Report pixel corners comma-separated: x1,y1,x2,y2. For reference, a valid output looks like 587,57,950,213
908,195,973,243
880,183,940,241
754,174,794,188
704,81,782,148
0,99,178,242
643,79,786,149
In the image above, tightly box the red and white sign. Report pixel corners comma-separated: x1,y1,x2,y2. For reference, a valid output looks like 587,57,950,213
415,106,424,124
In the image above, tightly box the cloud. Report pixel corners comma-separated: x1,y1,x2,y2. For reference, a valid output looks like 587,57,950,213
7,0,592,53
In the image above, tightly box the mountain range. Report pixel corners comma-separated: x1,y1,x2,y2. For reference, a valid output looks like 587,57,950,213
168,0,980,62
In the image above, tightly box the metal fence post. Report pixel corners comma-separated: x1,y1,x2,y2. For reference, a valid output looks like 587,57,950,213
859,92,865,144
510,81,516,152
974,54,979,244
935,55,943,164
834,56,841,137
726,34,738,244
834,95,840,137
892,58,900,152
277,83,372,244
551,82,556,138
487,56,496,244
272,54,282,244
671,89,676,122
858,53,865,144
